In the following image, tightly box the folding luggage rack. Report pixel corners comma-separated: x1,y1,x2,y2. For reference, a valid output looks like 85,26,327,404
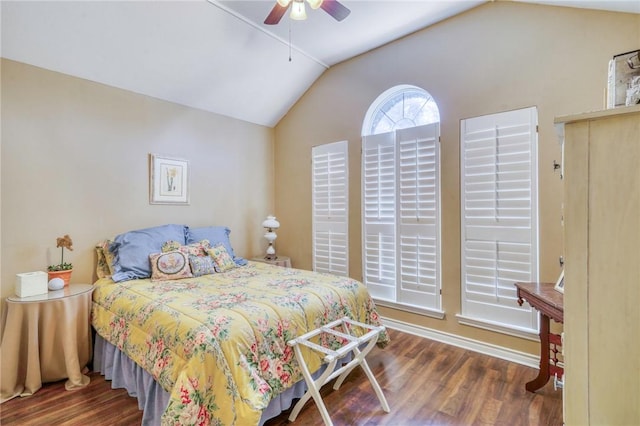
287,317,390,426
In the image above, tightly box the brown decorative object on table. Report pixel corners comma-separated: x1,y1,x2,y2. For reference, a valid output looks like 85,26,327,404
47,234,73,286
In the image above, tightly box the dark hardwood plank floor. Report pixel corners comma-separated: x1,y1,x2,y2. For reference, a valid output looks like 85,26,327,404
0,329,562,425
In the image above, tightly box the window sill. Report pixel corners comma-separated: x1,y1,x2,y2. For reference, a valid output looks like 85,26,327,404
373,299,445,320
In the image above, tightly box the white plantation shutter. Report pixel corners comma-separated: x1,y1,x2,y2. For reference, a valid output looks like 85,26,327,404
362,123,441,311
460,107,539,332
362,132,396,300
397,124,441,310
312,141,348,276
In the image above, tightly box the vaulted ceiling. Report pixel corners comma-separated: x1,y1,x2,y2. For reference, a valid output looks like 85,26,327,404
2,1,638,127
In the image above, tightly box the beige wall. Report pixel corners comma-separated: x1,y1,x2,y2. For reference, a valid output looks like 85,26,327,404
1,2,638,356
274,2,640,354
1,59,275,320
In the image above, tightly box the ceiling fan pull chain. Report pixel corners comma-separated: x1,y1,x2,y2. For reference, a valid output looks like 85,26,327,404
288,19,292,62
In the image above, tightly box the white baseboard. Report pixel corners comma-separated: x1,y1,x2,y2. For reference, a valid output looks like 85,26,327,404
381,316,539,369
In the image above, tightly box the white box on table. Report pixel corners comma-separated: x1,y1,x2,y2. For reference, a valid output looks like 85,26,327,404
15,271,49,298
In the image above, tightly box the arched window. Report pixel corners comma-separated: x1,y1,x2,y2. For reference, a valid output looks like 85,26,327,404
362,85,439,136
361,85,442,317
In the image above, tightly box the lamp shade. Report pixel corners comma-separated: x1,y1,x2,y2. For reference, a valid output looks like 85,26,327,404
277,0,292,7
290,0,307,20
262,215,280,230
306,0,322,9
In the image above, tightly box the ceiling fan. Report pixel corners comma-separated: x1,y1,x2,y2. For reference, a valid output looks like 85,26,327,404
264,0,351,25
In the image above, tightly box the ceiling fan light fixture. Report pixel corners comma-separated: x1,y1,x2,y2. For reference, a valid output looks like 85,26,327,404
290,0,307,20
264,0,349,26
306,0,323,10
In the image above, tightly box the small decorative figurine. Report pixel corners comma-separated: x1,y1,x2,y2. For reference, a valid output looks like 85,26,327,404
48,277,65,291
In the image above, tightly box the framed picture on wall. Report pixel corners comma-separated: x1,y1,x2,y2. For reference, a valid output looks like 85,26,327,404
149,154,190,205
554,270,564,294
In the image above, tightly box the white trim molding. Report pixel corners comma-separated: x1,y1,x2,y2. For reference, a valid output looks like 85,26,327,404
381,316,539,369
456,314,539,342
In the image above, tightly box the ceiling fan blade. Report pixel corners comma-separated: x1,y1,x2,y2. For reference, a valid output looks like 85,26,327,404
264,3,288,25
320,0,351,22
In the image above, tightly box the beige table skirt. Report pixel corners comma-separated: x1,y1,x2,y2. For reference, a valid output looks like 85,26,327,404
0,286,93,403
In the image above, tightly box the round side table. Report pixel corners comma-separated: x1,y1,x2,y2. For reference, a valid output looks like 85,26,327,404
1,284,94,402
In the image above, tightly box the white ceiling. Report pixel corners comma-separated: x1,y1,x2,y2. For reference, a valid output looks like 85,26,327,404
2,0,638,127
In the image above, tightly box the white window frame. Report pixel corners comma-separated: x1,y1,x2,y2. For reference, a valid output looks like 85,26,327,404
362,123,443,317
312,141,349,276
362,84,440,136
459,107,539,337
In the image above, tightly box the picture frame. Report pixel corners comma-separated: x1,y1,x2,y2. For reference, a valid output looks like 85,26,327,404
149,154,190,205
609,49,640,108
554,270,564,294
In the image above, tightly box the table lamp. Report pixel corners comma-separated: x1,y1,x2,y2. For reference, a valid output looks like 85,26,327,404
262,215,280,260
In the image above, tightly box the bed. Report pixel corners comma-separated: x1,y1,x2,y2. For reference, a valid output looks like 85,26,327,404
91,224,388,425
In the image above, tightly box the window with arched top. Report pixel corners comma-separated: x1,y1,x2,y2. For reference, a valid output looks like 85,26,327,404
361,85,442,317
362,85,440,136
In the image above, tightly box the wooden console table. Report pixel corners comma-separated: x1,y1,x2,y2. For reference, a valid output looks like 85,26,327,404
515,281,564,393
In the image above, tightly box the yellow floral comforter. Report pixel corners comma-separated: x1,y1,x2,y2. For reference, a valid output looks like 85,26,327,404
91,261,388,426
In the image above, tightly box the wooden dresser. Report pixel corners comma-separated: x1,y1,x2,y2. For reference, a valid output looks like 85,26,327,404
556,105,640,425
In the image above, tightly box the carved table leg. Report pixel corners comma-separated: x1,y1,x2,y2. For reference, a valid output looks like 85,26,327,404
526,313,551,392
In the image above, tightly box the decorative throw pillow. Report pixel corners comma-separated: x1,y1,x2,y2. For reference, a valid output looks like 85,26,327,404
163,239,211,257
207,244,236,273
149,250,193,281
95,239,116,278
95,247,111,279
189,254,217,277
161,240,182,252
186,226,248,266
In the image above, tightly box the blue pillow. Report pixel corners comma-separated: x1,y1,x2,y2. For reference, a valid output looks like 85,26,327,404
185,226,247,266
110,224,187,282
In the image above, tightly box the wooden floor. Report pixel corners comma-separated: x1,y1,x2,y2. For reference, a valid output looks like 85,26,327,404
0,329,562,425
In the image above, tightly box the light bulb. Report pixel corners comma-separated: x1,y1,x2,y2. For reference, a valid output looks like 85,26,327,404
306,0,322,10
290,0,307,20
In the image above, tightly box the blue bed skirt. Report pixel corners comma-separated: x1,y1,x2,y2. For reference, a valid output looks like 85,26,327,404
93,334,312,425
